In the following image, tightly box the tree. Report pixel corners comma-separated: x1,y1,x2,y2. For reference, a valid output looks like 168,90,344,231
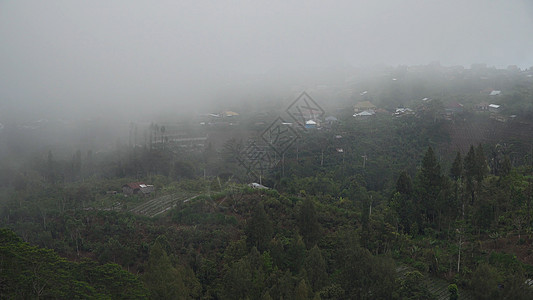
450,151,464,219
500,155,511,177
337,233,396,299
464,145,476,180
396,170,413,195
393,171,416,233
450,151,462,180
297,198,320,248
294,279,311,300
464,144,489,205
0,228,147,299
470,263,500,299
261,291,273,300
286,235,306,274
395,271,434,300
475,144,488,183
143,241,187,299
245,203,273,252
222,258,253,300
448,284,458,300
304,245,328,292
222,138,243,162
77,260,148,299
417,146,443,223
172,161,195,179
277,270,295,300
0,228,74,298
420,147,442,191
464,145,476,204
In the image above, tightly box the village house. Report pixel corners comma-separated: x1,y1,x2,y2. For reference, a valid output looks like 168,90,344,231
122,182,154,196
249,182,269,189
305,120,318,129
354,101,377,113
394,107,414,117
489,104,501,113
353,110,376,118
475,102,489,111
445,101,464,114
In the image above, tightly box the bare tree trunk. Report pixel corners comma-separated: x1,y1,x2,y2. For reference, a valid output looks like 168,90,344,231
457,234,462,273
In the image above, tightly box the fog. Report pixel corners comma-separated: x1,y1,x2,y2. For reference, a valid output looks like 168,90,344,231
1,1,532,122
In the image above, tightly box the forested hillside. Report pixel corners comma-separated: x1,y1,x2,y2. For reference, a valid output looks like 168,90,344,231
2,65,533,299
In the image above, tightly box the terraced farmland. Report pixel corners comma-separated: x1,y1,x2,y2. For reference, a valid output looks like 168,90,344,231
129,192,198,217
396,265,473,300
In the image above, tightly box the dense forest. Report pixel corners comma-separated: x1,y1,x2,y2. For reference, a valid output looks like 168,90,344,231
2,65,533,299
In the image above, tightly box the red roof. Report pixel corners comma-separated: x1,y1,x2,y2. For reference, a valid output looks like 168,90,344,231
123,182,144,190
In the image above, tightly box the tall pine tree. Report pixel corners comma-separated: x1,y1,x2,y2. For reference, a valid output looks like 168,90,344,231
297,198,320,248
143,241,186,299
394,171,416,233
475,144,488,183
245,203,273,252
464,145,476,204
450,151,463,180
417,146,443,224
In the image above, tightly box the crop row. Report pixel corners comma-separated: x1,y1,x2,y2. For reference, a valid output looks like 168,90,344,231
129,192,196,217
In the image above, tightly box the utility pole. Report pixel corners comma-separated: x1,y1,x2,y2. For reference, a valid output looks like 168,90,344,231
362,154,367,168
342,152,345,176
369,195,373,216
282,153,285,177
457,228,463,273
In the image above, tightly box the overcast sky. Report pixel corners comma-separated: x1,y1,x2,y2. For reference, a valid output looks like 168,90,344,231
1,0,532,121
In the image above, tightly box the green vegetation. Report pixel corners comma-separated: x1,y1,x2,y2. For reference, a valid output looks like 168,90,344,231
2,65,533,298
0,228,147,299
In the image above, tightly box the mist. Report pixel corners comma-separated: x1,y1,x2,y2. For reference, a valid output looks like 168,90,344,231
1,1,532,121
3,3,533,295
1,0,533,163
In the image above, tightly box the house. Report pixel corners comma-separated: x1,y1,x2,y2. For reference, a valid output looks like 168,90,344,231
488,104,501,113
353,110,376,117
475,102,489,111
305,120,318,129
394,108,414,117
122,182,154,196
445,101,464,114
354,101,377,113
249,182,269,189
489,90,501,96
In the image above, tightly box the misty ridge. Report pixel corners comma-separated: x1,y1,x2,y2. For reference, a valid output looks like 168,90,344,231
1,1,532,117
1,0,533,181
4,2,533,299
1,63,533,165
